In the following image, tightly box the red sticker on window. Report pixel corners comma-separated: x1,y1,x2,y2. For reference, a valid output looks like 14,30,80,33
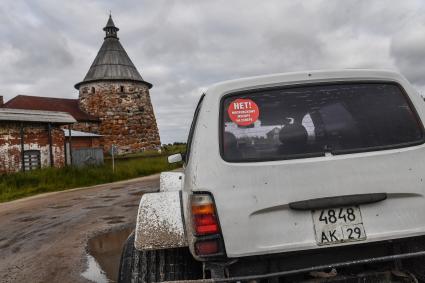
227,98,259,126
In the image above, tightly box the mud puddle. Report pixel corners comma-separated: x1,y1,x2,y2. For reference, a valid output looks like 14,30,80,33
82,227,133,282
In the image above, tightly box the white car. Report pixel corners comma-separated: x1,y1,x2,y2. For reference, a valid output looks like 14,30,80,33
119,69,425,282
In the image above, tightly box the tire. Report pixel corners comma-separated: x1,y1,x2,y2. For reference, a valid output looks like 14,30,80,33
118,232,203,283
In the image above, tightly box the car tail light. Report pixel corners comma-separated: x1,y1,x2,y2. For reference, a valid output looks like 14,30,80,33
191,193,225,257
191,194,219,235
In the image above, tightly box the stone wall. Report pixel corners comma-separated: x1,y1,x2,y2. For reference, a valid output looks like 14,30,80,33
70,121,100,134
0,122,66,173
78,81,161,155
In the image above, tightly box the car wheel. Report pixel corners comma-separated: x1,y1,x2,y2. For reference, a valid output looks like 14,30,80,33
118,232,203,283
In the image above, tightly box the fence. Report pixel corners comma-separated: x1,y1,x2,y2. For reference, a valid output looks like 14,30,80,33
71,148,104,167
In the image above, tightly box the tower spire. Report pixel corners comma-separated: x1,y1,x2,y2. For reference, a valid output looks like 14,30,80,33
103,14,119,39
74,14,152,90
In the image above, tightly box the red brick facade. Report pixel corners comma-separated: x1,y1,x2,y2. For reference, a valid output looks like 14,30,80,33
0,122,65,173
66,136,101,149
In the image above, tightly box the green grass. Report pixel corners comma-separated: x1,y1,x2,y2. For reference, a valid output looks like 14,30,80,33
0,155,182,203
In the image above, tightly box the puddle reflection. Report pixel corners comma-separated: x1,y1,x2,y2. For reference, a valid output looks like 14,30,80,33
82,227,133,282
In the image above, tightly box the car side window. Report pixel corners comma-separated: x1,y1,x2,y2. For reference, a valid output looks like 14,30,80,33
185,94,205,163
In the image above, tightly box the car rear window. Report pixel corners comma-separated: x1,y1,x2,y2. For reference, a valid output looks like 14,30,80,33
221,83,424,162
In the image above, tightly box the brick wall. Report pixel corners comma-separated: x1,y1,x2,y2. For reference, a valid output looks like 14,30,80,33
0,122,66,173
66,137,101,149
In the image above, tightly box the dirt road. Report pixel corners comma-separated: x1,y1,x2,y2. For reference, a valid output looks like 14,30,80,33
0,174,160,283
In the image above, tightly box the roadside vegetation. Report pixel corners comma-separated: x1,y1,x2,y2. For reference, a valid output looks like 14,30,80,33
0,144,186,203
110,143,186,160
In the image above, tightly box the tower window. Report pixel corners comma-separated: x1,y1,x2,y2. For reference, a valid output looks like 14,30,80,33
91,87,95,93
120,86,124,93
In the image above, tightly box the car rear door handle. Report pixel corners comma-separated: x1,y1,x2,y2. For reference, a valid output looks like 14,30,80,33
289,193,387,210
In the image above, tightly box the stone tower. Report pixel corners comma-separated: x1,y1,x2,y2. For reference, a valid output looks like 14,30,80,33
75,15,161,154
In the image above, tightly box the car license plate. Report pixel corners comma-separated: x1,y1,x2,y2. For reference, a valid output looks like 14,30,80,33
312,206,366,245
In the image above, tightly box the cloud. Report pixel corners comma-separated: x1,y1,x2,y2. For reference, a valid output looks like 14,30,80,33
390,26,425,85
1,0,425,143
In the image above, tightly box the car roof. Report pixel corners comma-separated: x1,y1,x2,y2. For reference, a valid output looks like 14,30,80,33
204,69,407,98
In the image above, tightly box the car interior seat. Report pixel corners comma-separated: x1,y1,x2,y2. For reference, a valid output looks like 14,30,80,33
278,124,309,155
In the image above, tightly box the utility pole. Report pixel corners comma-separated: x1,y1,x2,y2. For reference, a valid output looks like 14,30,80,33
111,144,116,173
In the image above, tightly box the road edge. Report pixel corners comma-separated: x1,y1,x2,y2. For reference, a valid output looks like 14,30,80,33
0,173,161,207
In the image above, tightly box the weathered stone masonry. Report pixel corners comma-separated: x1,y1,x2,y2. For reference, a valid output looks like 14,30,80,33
78,81,160,154
70,121,100,134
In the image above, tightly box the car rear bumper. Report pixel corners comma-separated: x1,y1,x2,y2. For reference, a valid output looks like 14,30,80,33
192,235,425,282
229,235,423,271
213,250,424,282
165,269,417,283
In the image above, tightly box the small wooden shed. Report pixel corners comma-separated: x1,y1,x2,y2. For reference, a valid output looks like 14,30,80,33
64,129,102,149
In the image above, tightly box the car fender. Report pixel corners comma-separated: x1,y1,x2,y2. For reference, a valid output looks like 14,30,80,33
134,191,188,251
159,171,183,192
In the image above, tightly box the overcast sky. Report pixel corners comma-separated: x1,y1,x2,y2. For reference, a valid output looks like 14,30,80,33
1,0,425,143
